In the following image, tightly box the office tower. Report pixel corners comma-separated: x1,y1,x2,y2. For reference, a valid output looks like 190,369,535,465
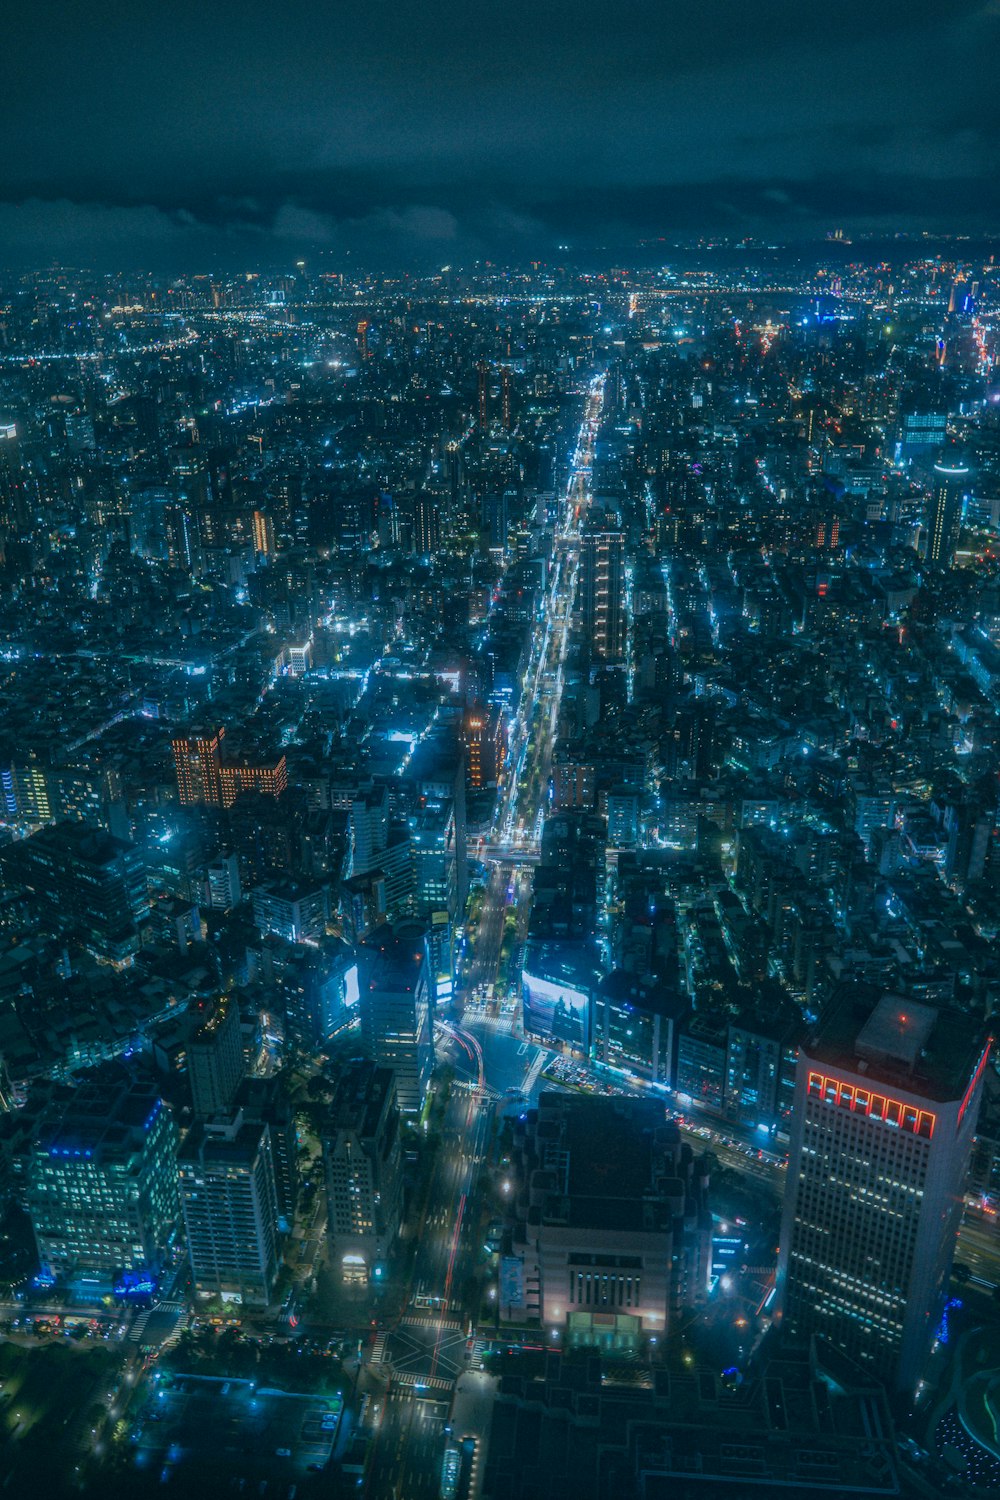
777,992,989,1390
504,1094,711,1342
359,919,434,1113
592,972,687,1086
409,797,458,920
27,1074,179,1286
188,994,245,1118
501,365,513,431
580,514,626,661
173,726,225,806
413,491,441,556
349,785,390,876
322,1061,403,1283
927,453,969,565
943,797,993,891
234,1076,299,1227
426,908,455,1005
357,319,370,361
178,1111,281,1306
1,821,149,964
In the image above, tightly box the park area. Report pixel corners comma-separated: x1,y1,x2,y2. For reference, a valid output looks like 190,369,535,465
0,1338,122,1492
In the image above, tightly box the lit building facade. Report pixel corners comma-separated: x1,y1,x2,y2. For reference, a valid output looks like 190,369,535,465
27,1074,179,1287
777,991,989,1390
323,1062,403,1282
178,1112,281,1306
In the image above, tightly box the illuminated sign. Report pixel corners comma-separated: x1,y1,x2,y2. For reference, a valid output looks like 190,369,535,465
806,1071,935,1139
958,1041,992,1129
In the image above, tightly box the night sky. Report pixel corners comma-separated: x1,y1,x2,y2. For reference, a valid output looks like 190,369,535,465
3,0,1000,266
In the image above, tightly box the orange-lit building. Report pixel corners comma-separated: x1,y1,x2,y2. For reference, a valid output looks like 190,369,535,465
173,727,287,808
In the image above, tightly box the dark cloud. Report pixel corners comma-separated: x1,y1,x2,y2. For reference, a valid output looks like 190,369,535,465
1,1,999,265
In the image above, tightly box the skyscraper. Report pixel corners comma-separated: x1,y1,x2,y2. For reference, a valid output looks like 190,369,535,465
359,919,434,1113
178,1111,281,1306
927,454,969,565
322,1062,403,1283
776,990,989,1390
579,513,626,661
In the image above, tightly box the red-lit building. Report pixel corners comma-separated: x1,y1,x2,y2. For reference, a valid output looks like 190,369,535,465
777,991,989,1390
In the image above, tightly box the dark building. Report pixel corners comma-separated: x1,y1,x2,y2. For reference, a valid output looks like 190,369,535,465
503,1093,711,1344
2,821,148,963
927,453,969,565
187,993,245,1118
359,919,434,1113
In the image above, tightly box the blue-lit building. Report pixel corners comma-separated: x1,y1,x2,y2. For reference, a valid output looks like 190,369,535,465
26,1072,179,1289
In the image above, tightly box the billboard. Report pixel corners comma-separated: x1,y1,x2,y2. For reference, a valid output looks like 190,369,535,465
522,970,590,1049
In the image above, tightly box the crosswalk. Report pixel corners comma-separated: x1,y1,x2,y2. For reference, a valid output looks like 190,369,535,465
393,1370,454,1393
402,1314,464,1332
462,1009,520,1035
371,1332,389,1365
129,1299,186,1349
521,1048,547,1096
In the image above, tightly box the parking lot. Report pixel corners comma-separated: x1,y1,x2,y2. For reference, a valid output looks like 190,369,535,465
132,1372,342,1490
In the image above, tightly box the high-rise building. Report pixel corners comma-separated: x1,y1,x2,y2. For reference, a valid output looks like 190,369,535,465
413,492,440,556
927,454,969,566
322,1062,403,1283
359,920,434,1113
579,514,626,661
187,994,245,1118
777,991,989,1390
477,360,490,429
26,1073,179,1287
178,1111,281,1307
172,727,225,806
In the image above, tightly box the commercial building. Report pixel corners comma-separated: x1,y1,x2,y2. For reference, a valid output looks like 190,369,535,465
178,1111,281,1306
591,971,688,1086
504,1093,711,1345
322,1061,403,1282
187,993,245,1118
777,989,989,1390
26,1072,179,1288
927,454,969,566
359,920,434,1113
